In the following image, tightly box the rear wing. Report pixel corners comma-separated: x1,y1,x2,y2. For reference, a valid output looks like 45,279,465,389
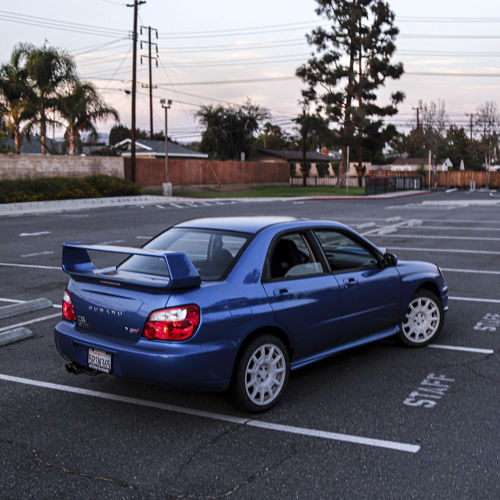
62,242,201,290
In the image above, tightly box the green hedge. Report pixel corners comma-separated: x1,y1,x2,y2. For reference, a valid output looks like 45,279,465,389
0,175,141,203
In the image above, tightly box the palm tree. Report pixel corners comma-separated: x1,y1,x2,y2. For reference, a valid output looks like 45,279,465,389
16,42,76,154
58,81,119,155
0,48,32,153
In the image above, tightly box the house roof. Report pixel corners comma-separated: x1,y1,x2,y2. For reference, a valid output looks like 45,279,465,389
1,137,62,155
258,148,334,162
114,139,208,159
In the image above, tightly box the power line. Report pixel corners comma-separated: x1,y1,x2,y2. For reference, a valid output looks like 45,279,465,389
157,20,320,38
400,33,500,40
398,16,500,23
156,76,297,87
0,9,128,38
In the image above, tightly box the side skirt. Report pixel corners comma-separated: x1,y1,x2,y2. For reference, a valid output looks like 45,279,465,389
290,325,400,371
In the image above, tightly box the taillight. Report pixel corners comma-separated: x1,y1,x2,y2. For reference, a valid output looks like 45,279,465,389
143,305,200,341
62,290,76,321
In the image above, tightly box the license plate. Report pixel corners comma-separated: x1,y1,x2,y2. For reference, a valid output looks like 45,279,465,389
88,348,112,373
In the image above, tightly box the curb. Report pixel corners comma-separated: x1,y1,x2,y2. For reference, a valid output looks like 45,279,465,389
0,327,34,347
0,190,433,217
0,298,53,320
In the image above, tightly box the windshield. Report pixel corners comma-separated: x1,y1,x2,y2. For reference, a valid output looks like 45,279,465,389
119,227,250,281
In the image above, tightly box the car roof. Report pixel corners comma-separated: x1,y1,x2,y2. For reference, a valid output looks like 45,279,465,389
175,217,347,234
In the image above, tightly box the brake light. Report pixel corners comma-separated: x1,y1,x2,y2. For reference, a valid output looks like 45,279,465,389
62,290,76,321
143,305,200,341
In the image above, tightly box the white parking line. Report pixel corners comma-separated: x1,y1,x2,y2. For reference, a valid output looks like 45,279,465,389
413,226,500,232
449,296,500,304
21,251,54,258
98,240,125,245
0,373,420,453
383,234,500,242
0,313,61,333
442,268,500,276
428,344,494,354
19,231,51,237
388,247,500,255
0,297,25,304
0,262,60,270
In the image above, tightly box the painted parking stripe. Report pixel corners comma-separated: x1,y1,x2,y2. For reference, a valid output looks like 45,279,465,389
442,268,500,276
413,226,500,232
0,312,61,333
98,240,125,245
0,297,26,304
449,296,500,304
387,247,500,256
0,262,60,270
428,344,494,354
19,231,51,237
0,373,420,453
21,251,54,258
381,234,500,242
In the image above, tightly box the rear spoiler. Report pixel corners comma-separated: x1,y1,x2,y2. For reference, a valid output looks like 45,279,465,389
62,242,201,290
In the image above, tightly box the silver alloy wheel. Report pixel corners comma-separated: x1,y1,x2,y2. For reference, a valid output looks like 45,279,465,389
244,343,287,406
402,296,441,344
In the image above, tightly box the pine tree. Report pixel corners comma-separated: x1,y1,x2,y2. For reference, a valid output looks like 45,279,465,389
297,0,404,186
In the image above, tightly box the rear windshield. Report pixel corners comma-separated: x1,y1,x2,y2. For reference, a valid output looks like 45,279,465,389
119,227,250,281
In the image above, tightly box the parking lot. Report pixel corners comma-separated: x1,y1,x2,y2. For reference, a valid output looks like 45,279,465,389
0,190,499,498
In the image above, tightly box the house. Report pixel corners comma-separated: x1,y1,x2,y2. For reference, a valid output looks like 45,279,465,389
114,139,208,159
1,136,62,155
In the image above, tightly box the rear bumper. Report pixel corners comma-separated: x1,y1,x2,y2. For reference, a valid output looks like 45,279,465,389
54,321,234,392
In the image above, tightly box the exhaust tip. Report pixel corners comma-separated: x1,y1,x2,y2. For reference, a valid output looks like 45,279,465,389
65,363,76,374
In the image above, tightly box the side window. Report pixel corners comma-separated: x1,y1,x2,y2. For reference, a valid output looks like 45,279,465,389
314,230,379,271
268,232,324,279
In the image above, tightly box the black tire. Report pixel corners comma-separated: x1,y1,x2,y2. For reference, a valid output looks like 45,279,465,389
231,334,290,413
399,289,444,347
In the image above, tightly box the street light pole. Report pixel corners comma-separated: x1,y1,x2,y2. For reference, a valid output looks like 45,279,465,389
160,98,172,196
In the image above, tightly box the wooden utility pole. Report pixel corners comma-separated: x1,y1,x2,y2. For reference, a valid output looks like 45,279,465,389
465,113,474,149
127,0,145,182
141,26,158,138
412,106,422,130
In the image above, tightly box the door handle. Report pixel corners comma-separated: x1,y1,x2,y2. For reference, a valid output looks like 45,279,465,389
274,288,291,297
343,278,358,288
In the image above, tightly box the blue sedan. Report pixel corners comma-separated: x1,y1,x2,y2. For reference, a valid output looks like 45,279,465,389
55,217,448,412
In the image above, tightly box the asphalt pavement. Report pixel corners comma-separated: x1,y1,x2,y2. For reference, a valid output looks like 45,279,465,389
0,189,499,499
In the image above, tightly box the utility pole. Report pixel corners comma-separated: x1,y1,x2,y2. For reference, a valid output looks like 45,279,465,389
140,25,158,139
127,0,145,183
412,105,422,130
465,113,474,149
160,98,172,196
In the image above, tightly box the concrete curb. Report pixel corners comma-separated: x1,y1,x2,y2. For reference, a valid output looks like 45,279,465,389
0,190,433,217
0,298,53,320
0,327,33,347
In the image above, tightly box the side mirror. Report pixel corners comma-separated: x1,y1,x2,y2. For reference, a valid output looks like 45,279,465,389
383,252,398,267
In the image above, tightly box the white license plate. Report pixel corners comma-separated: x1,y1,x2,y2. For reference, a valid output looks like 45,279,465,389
88,348,112,373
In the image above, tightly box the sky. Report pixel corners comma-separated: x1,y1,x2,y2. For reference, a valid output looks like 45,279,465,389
2,0,500,142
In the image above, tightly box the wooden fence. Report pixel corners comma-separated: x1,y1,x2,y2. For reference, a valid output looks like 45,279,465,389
124,158,289,186
372,170,500,189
